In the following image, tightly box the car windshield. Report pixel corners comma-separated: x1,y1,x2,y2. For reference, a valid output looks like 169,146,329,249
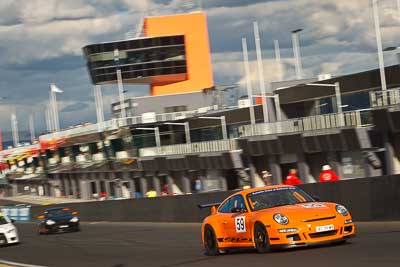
247,187,315,211
0,215,10,225
46,209,72,218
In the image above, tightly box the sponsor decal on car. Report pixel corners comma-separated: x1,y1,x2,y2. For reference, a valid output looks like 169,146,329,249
235,216,246,233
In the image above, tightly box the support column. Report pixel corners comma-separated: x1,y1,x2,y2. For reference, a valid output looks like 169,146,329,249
297,154,314,183
139,177,148,197
180,172,191,194
166,174,174,195
327,152,344,179
268,156,282,185
94,173,101,199
63,175,70,197
248,157,258,188
152,175,161,196
128,177,135,198
69,174,77,198
11,183,18,196
102,173,111,199
74,177,80,198
219,173,228,191
79,175,90,200
384,139,395,175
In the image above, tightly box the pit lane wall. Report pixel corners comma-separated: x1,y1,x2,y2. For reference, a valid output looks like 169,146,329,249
29,175,400,222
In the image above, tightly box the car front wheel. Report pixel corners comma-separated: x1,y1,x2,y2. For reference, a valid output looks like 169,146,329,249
204,225,219,256
254,223,271,253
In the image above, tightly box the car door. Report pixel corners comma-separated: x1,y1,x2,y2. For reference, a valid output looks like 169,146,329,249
224,195,252,245
216,197,234,240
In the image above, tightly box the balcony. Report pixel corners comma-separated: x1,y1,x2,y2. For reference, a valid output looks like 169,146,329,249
370,88,400,108
139,139,238,157
238,109,371,138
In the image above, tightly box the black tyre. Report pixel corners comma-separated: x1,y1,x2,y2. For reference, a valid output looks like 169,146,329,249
204,225,219,256
254,223,271,253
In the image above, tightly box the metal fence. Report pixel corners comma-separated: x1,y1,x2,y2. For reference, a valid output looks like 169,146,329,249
139,139,238,157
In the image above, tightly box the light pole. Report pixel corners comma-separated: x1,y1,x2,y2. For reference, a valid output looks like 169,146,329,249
198,116,228,140
136,127,161,147
29,114,35,143
398,0,400,16
274,40,283,81
291,29,304,80
94,85,105,132
241,38,256,127
372,0,388,105
253,21,270,123
306,82,344,126
11,113,19,147
164,122,191,144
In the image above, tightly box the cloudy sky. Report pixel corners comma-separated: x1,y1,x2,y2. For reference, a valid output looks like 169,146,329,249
0,0,400,140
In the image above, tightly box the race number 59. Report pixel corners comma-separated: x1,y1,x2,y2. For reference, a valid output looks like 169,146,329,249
235,216,246,233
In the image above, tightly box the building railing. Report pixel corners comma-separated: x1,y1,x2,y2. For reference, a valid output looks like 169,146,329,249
238,110,369,138
139,139,238,157
370,88,400,108
39,105,220,141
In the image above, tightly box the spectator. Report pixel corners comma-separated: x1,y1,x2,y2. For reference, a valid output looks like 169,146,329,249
161,184,170,196
283,169,303,185
194,178,202,193
319,165,340,182
261,170,273,186
146,188,157,198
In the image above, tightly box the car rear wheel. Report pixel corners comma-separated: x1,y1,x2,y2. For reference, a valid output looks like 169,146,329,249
204,225,219,256
254,223,271,253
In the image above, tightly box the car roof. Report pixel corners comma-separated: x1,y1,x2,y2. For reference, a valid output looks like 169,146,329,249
45,207,68,212
231,185,296,198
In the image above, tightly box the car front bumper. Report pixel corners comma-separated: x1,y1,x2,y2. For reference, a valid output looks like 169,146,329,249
268,222,355,248
0,231,19,245
44,222,80,233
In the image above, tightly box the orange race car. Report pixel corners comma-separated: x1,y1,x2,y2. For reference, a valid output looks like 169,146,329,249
200,185,355,255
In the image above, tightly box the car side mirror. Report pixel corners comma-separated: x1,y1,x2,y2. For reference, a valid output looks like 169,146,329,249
231,207,247,213
313,195,320,201
37,215,45,219
11,219,15,224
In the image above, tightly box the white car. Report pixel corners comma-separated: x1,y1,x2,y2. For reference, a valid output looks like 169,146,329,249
0,213,19,246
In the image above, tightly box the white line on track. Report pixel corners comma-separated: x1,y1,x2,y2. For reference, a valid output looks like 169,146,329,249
0,259,47,267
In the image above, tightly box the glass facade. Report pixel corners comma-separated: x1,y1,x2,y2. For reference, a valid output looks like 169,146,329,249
83,35,187,84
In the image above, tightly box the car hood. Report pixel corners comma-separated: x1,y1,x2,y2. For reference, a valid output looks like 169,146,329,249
0,223,15,233
257,202,337,222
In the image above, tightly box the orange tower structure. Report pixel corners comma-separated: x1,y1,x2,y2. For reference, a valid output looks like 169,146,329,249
144,12,214,96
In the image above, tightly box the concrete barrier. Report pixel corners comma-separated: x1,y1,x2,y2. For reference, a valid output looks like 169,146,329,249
30,175,400,222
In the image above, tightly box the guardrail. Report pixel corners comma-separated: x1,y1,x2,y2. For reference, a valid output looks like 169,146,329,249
238,110,369,138
139,139,238,157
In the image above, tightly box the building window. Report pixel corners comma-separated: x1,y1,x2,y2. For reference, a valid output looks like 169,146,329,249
164,105,187,113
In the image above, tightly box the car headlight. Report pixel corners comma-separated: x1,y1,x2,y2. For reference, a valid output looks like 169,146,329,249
336,205,349,216
273,213,289,225
46,220,56,225
70,217,79,223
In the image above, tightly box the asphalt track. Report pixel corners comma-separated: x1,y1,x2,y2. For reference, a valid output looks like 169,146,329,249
0,222,399,267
